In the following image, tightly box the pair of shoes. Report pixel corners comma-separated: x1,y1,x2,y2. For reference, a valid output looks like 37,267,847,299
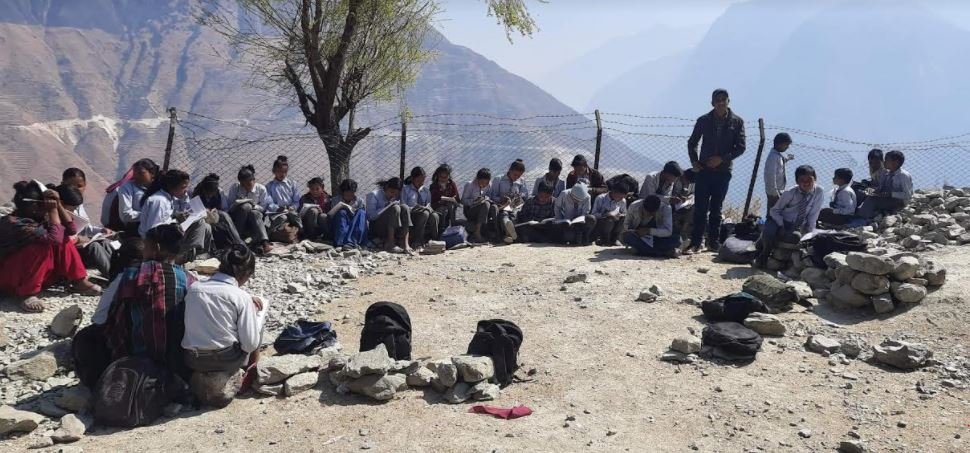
502,219,517,241
684,245,702,255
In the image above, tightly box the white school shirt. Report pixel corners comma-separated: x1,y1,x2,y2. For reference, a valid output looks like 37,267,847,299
117,180,147,224
266,178,302,210
769,185,825,233
830,183,857,215
402,183,431,208
625,200,673,238
554,191,591,220
182,273,268,353
138,189,185,238
763,148,787,198
226,182,276,212
877,168,914,204
489,175,528,202
639,171,674,202
72,204,101,237
591,195,627,219
92,274,122,325
365,189,399,221
461,181,491,208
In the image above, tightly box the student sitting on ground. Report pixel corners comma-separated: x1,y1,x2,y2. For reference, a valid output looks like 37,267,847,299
514,180,557,243
461,168,495,244
403,166,440,250
672,168,696,242
553,182,597,245
755,165,824,268
299,177,331,241
192,173,246,250
490,159,529,244
329,179,368,248
606,173,640,206
366,177,413,253
763,133,793,216
623,194,681,258
110,158,160,233
265,155,303,241
857,150,913,219
861,148,884,189
592,181,629,246
182,245,268,406
532,158,566,198
818,168,861,228
639,161,684,203
58,170,118,278
140,169,214,263
566,154,607,199
0,182,102,312
226,165,274,254
430,164,460,230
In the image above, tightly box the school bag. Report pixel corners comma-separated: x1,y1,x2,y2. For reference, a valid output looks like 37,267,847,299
273,320,338,355
808,231,867,268
94,357,173,428
702,322,763,362
440,225,468,249
701,292,769,323
717,235,758,264
466,319,523,388
359,302,412,360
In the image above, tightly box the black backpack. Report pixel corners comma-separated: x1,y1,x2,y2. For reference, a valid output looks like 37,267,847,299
94,357,173,428
809,231,867,268
717,236,758,264
702,322,763,362
360,302,412,360
274,320,338,355
701,292,769,323
466,319,523,388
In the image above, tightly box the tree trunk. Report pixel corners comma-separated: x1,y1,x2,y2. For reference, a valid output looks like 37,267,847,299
325,146,352,196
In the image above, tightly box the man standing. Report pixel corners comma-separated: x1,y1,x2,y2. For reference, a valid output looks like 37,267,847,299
686,89,746,254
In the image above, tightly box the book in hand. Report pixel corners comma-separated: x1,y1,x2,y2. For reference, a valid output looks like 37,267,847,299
298,203,319,216
470,196,487,207
327,201,356,217
376,200,400,217
179,196,207,232
550,216,586,225
439,196,458,204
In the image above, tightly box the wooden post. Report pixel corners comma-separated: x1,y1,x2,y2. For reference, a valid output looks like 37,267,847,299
593,110,603,170
162,107,177,172
399,115,407,181
743,118,767,217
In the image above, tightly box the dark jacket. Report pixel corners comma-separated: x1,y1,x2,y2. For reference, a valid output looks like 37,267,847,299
687,109,746,172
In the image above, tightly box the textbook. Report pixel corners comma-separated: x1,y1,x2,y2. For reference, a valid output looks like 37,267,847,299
179,196,207,232
673,198,694,211
299,203,319,216
376,201,400,217
230,199,255,210
470,196,488,207
550,216,586,225
327,201,356,217
439,196,458,204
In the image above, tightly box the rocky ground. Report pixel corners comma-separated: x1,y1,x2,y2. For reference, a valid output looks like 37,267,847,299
0,239,968,452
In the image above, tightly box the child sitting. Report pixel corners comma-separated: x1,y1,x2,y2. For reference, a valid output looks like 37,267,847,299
403,167,440,250
592,181,629,246
192,173,246,250
515,180,556,243
639,161,683,203
672,168,696,242
532,158,566,198
265,155,303,241
226,165,274,253
553,182,597,245
490,159,528,244
461,168,495,244
139,169,214,263
818,168,861,228
756,165,824,268
857,150,913,219
329,179,368,248
366,178,413,254
300,177,331,241
430,164,460,230
623,195,680,258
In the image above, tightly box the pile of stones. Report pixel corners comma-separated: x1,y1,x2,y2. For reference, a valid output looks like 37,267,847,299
814,251,945,313
872,187,970,250
806,334,935,371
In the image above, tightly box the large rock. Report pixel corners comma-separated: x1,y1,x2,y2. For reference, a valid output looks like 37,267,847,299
470,381,500,401
891,282,927,304
318,346,349,371
444,382,473,404
256,354,321,385
872,293,895,314
51,414,86,443
344,344,394,379
891,256,921,281
670,336,701,354
54,386,92,413
850,273,890,296
4,351,58,381
743,313,786,336
50,305,83,338
828,283,870,309
190,370,243,408
742,275,798,312
405,367,436,387
799,268,830,289
788,281,813,301
823,252,848,270
835,266,858,285
845,252,894,276
806,335,841,354
427,359,458,387
0,405,45,435
451,355,494,383
872,340,932,370
921,260,946,287
283,372,320,396
347,373,407,401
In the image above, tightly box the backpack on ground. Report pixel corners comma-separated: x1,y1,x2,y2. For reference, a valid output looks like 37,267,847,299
808,231,868,268
94,357,173,428
273,320,338,355
702,322,763,362
717,235,758,264
440,225,468,249
466,319,523,388
701,292,769,323
360,302,412,360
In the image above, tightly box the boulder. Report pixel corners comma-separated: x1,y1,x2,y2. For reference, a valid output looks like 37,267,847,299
840,338,866,359
405,367,436,387
54,386,92,413
845,252,894,275
823,252,848,269
891,282,927,304
901,235,922,249
872,340,932,370
50,305,83,338
0,405,45,435
451,355,494,383
921,260,946,287
389,360,421,375
444,382,473,404
51,414,87,443
787,281,813,301
347,373,407,401
470,381,500,401
835,266,858,285
828,283,870,309
839,440,867,453
670,336,701,354
872,293,895,314
799,268,830,289
344,344,393,379
190,369,243,408
743,313,786,336
806,335,841,354
256,354,321,385
742,275,798,312
850,273,890,296
427,359,458,387
4,351,58,381
283,372,320,396
891,256,920,281
318,346,349,371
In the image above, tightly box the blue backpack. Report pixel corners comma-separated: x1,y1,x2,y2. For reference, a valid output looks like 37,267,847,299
441,225,468,249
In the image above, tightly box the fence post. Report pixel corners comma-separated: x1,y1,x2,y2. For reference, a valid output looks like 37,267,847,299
743,118,767,217
593,109,603,170
399,114,407,181
162,107,177,172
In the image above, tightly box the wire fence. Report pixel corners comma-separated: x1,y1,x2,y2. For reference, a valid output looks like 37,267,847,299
166,109,970,217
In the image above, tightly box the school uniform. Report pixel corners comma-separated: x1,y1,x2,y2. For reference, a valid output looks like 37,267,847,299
69,204,115,277
514,196,556,243
403,183,440,246
117,180,148,234
532,175,565,198
489,175,528,241
461,181,495,232
195,189,246,250
757,185,824,266
857,168,914,219
140,190,213,261
366,189,412,240
818,183,859,227
299,192,331,240
638,171,674,203
591,195,628,245
430,180,460,229
553,191,596,245
265,178,303,235
622,201,680,257
671,177,695,241
763,148,787,215
329,197,367,247
226,182,274,244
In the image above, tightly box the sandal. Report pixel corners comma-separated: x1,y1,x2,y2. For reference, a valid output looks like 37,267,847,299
71,281,103,296
20,296,45,313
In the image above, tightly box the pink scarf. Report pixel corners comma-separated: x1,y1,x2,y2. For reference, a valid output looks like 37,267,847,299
106,168,134,193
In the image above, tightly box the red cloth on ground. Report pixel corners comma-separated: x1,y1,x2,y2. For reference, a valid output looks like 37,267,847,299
0,238,87,297
469,405,533,420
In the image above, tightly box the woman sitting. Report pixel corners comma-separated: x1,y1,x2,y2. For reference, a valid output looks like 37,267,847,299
0,181,102,312
366,178,413,253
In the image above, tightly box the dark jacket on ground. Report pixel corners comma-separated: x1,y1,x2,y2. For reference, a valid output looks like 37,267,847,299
687,109,746,172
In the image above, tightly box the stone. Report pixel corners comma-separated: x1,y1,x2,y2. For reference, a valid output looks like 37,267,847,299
0,405,45,435
444,382,473,404
872,293,895,313
256,354,321,385
771,248,793,261
660,351,696,364
193,258,222,275
389,360,421,375
828,283,870,309
921,260,946,286
891,283,927,304
283,372,320,396
252,382,285,397
845,252,894,275
347,373,407,401
823,252,848,269
840,338,865,359
427,359,458,387
787,281,813,301
405,367,436,387
451,355,494,383
670,336,701,354
51,414,86,443
906,277,928,286
880,215,900,228
835,266,858,285
286,282,307,294
911,214,937,226
798,429,812,438
839,440,867,453
901,235,921,249
806,335,841,354
891,256,920,281
344,344,393,379
564,273,587,284
742,275,798,312
636,291,658,303
850,273,890,296
341,267,360,279
648,284,664,296
872,339,932,370
743,313,786,336
54,386,92,413
191,370,243,408
0,321,8,349
50,305,83,338
318,346,349,371
799,268,830,289
4,351,58,381
766,258,784,271
470,381,500,401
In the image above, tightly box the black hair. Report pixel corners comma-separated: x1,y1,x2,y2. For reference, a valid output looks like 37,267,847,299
794,165,817,180
607,174,638,195
548,158,563,172
272,155,289,171
536,180,554,195
12,181,45,212
885,150,905,166
661,161,684,178
682,168,696,183
834,168,853,182
218,244,256,281
132,158,160,176
508,159,525,174
307,177,325,188
431,164,453,183
110,237,145,280
339,179,358,193
195,173,220,194
712,88,729,100
62,168,86,182
145,224,183,258
377,177,403,191
774,133,792,146
237,164,256,182
56,184,84,207
868,148,884,161
643,195,662,212
475,168,492,181
141,169,190,207
571,154,588,168
404,166,426,186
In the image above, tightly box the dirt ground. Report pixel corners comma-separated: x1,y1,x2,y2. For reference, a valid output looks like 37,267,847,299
4,243,969,452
